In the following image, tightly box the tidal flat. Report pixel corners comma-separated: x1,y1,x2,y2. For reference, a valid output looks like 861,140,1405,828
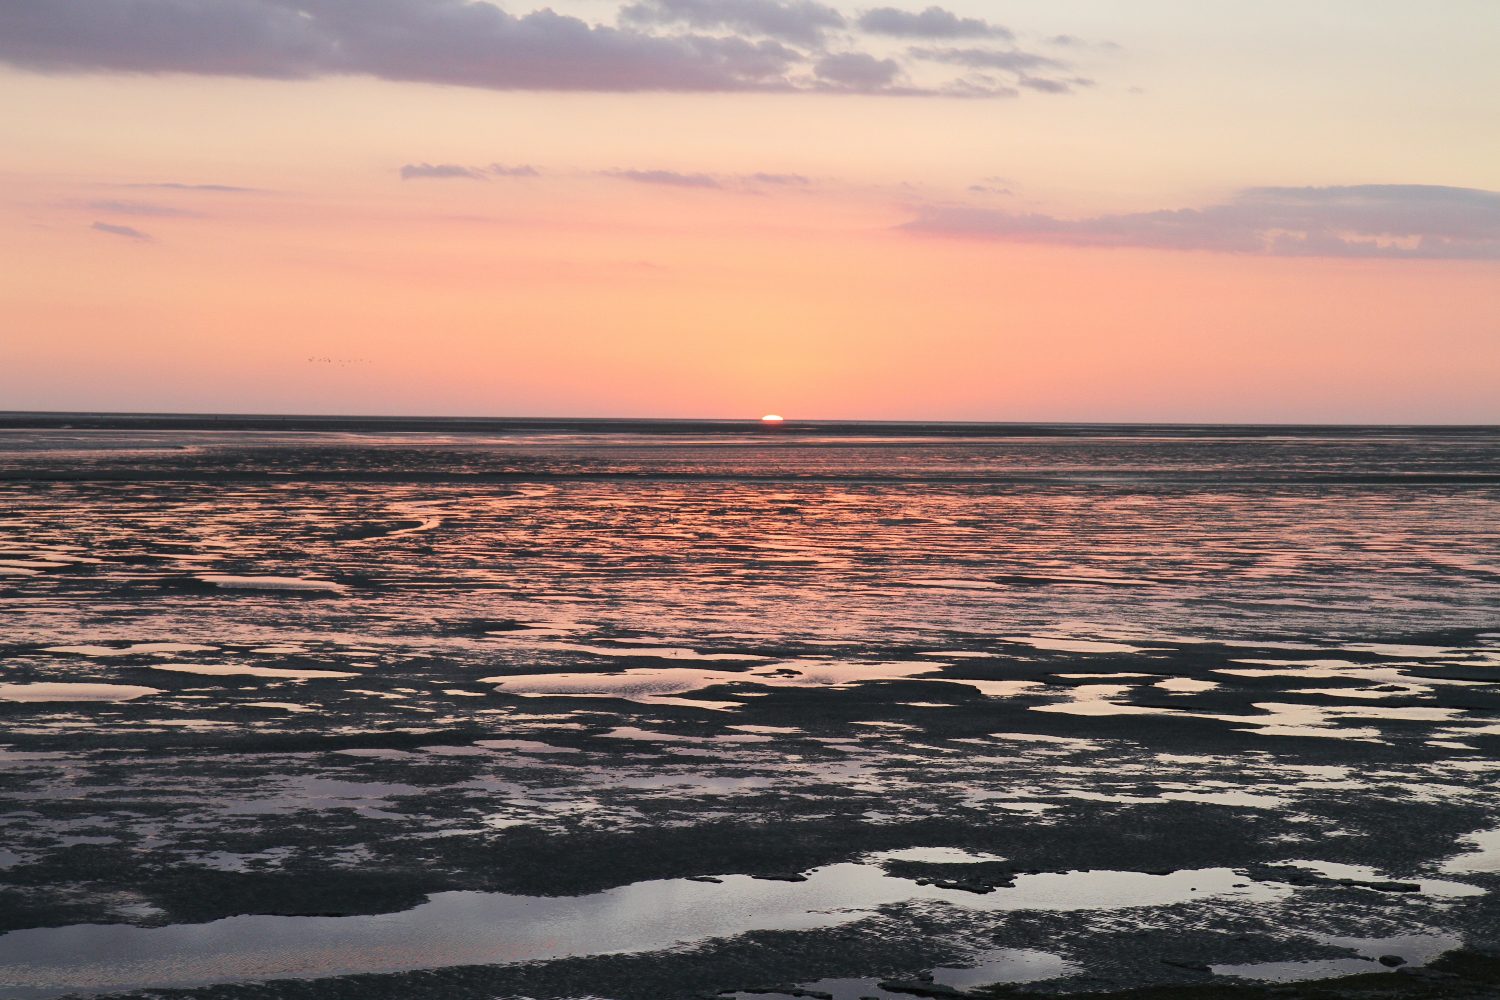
0,418,1497,998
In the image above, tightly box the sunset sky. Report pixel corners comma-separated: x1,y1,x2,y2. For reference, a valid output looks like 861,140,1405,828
2,0,1498,421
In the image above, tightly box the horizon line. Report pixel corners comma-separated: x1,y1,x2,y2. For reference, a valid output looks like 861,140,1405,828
1,410,1497,433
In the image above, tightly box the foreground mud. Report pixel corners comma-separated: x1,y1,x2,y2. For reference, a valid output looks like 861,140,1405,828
0,424,1496,998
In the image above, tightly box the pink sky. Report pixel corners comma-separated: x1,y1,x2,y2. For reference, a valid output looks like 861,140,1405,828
2,1,1498,421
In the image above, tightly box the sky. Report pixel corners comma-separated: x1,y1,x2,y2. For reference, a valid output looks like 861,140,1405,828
1,0,1498,422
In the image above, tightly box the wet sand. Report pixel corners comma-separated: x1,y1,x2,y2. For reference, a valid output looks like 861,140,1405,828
0,421,1496,998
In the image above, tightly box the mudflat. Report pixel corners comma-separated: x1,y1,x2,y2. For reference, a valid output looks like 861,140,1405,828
0,421,1497,999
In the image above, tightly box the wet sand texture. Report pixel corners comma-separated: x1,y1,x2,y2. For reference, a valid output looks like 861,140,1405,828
0,421,1497,998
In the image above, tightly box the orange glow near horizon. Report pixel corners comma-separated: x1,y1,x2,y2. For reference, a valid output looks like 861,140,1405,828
4,169,1496,422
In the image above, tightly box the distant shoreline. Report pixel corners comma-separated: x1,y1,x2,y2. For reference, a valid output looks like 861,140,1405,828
1,412,1495,437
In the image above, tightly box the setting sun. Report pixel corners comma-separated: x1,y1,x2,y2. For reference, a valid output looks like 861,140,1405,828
760,414,784,423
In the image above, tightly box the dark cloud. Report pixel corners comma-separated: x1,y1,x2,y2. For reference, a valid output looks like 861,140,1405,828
901,184,1500,260
91,221,153,240
606,169,722,188
0,0,811,93
681,34,804,82
857,6,1010,39
400,163,486,180
619,0,845,46
0,0,1088,97
490,163,540,177
3,0,330,77
84,199,200,216
815,51,901,90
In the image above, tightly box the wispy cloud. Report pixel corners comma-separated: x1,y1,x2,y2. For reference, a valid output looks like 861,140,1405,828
905,44,1093,94
748,172,810,185
901,184,1500,260
605,168,723,188
400,163,487,180
908,46,1062,73
1018,75,1093,94
0,0,1091,98
84,199,200,217
122,182,260,193
400,162,540,180
91,221,153,241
